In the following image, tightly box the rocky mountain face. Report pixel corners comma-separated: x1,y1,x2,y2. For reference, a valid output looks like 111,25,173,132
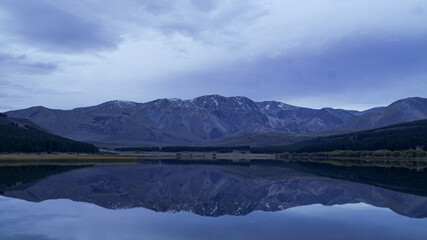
5,95,427,145
342,97,427,130
4,164,427,218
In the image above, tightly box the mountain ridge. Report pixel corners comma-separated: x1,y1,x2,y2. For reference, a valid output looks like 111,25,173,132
5,95,427,146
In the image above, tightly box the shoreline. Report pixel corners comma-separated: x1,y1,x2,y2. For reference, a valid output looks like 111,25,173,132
0,152,426,170
1,151,427,161
0,152,277,160
0,152,277,166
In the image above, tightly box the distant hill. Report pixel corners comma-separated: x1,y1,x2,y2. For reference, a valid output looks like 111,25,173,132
253,119,427,153
0,114,98,153
200,132,310,147
342,97,427,130
199,129,352,147
6,95,427,146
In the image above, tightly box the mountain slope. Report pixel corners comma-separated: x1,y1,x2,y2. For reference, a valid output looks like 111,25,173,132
199,132,311,147
342,97,427,130
6,96,427,146
200,129,353,147
0,114,98,153
262,119,427,153
299,108,356,132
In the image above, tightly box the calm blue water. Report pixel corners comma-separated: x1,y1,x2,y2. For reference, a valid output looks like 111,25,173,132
1,162,427,240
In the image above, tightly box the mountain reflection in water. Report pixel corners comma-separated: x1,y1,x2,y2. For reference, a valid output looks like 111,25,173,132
1,161,427,218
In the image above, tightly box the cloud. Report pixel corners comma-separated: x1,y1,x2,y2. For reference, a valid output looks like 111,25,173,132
0,0,120,52
0,0,427,111
189,0,219,12
0,53,57,75
145,31,427,109
134,0,175,14
127,0,267,48
4,235,54,240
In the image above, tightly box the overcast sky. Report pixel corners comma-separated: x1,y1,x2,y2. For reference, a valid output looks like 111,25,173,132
1,0,426,111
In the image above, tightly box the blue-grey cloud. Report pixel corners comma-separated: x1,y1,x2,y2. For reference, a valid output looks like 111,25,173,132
190,0,218,12
0,0,120,52
0,53,57,75
0,0,426,111
135,0,266,44
4,235,54,240
135,0,175,14
157,32,427,107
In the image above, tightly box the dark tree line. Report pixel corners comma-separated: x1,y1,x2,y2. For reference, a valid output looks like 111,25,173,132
114,147,160,152
252,119,427,153
161,146,251,153
0,124,98,153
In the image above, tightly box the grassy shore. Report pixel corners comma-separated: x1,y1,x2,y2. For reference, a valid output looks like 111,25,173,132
0,153,139,166
0,153,139,160
0,151,277,166
1,151,426,170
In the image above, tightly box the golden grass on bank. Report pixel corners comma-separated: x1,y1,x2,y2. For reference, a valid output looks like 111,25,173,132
0,153,139,161
0,161,139,167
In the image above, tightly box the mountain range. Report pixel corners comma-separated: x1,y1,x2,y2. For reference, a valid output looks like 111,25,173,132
6,95,427,146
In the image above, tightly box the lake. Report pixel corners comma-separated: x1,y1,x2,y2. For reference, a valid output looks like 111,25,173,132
1,160,427,240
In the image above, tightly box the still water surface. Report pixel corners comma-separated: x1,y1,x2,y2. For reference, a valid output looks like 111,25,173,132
1,160,427,240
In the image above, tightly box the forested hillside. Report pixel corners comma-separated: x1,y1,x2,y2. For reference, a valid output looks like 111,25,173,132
0,114,98,153
252,119,427,153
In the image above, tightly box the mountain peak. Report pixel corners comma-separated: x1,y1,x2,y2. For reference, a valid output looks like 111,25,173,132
107,100,139,108
191,94,226,103
341,97,427,130
389,97,427,107
257,101,300,111
191,95,258,111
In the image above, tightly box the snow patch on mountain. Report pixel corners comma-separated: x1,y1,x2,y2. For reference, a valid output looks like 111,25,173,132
109,100,138,108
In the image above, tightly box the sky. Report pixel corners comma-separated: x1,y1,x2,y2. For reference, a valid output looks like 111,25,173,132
0,0,427,111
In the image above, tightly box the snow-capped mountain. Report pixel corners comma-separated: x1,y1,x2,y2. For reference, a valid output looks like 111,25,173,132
5,95,427,145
